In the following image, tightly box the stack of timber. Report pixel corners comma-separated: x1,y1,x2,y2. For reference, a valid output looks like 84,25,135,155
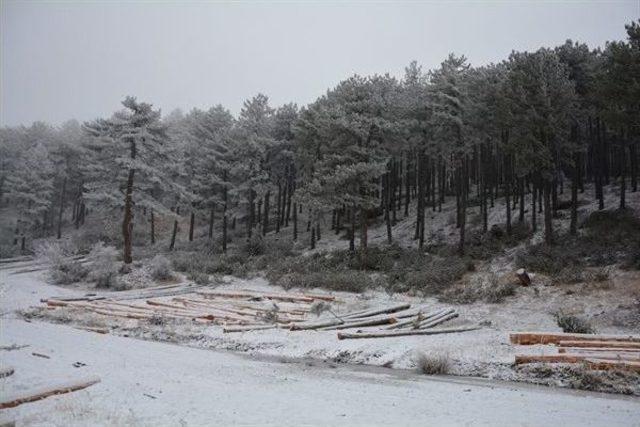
511,332,640,373
290,304,478,340
42,287,338,328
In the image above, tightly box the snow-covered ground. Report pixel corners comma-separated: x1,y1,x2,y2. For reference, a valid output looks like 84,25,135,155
2,264,640,425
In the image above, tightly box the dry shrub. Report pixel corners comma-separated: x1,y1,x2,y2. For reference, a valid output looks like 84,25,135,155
442,273,516,304
149,254,173,280
415,352,450,375
87,242,121,288
554,311,596,334
36,241,88,285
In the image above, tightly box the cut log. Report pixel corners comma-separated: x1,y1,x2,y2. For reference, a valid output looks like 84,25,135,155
515,353,640,365
418,311,458,329
345,303,411,320
0,366,15,378
301,293,336,301
223,325,279,333
289,318,344,331
197,290,314,303
337,325,480,340
584,358,640,373
557,340,640,349
510,332,640,346
385,309,448,330
558,347,640,354
320,314,398,331
0,376,101,409
516,268,531,286
76,327,109,334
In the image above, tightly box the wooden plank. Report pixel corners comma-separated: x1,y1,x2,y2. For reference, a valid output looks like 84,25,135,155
510,332,640,346
0,376,101,409
337,325,480,340
557,340,640,349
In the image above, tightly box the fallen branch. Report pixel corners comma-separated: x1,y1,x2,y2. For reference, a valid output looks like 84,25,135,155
0,376,101,409
223,325,279,333
337,325,480,340
510,332,640,346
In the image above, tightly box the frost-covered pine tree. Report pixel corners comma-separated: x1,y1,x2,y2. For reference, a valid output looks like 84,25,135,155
83,96,172,263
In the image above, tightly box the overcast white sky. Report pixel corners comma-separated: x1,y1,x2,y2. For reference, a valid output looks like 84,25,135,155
1,1,638,126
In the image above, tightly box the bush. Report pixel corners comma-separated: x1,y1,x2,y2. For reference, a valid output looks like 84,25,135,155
187,272,211,285
554,311,596,334
415,352,450,375
274,271,374,293
149,255,173,280
388,256,469,295
242,234,266,257
442,273,516,304
36,241,88,285
87,242,120,288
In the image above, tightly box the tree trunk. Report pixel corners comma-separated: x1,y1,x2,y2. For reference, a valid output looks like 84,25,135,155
262,192,270,236
188,211,195,242
169,206,179,251
310,222,316,250
208,207,214,239
518,177,525,223
531,183,537,233
150,210,155,244
292,203,298,241
349,206,356,253
56,177,66,239
222,214,228,253
543,181,553,245
570,156,578,235
276,183,282,233
385,172,392,244
458,163,467,256
360,206,368,250
123,141,136,264
620,146,626,210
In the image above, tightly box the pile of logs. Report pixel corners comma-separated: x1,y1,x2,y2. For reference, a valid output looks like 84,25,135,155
42,288,338,326
289,303,478,340
511,332,640,373
43,289,476,340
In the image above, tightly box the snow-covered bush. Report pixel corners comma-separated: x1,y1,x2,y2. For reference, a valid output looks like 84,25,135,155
415,352,450,375
36,241,88,285
87,242,120,288
149,255,173,280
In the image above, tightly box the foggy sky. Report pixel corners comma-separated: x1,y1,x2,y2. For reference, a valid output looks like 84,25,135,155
1,1,638,126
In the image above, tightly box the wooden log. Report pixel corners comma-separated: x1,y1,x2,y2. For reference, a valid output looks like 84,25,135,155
558,347,640,354
0,376,101,409
223,325,279,333
584,358,640,373
385,309,447,330
320,314,399,331
418,311,458,329
515,353,640,365
197,290,314,303
301,293,336,301
510,332,640,346
337,325,480,340
0,366,15,378
516,268,531,286
289,318,344,331
345,303,411,320
76,326,109,334
557,340,640,349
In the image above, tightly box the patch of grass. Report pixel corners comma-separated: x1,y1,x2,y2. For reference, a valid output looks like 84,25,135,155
415,352,450,375
554,311,596,334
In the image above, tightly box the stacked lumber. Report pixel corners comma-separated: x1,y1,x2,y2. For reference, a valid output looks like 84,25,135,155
511,331,640,373
43,288,337,329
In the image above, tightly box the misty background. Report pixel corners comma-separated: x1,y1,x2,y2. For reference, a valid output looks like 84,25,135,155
1,0,638,126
